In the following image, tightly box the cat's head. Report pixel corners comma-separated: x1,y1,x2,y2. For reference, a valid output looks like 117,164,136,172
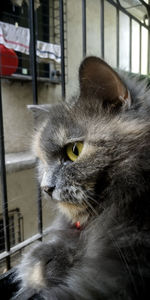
29,57,150,225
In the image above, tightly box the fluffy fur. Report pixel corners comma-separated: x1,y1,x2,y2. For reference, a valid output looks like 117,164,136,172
14,57,150,300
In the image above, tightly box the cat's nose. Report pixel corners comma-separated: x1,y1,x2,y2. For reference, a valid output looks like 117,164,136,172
42,186,55,197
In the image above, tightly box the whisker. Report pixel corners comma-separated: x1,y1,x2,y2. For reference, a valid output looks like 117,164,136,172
82,199,93,217
87,195,100,206
82,197,98,217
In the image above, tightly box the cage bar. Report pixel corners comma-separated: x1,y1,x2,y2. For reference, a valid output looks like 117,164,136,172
129,17,132,72
82,0,87,57
0,79,11,270
28,0,43,237
147,2,150,74
29,0,38,105
116,5,120,68
100,0,104,59
139,24,142,74
59,0,66,99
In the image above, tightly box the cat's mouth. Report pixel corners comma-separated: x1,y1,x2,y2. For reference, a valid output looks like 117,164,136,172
50,188,89,224
43,187,92,224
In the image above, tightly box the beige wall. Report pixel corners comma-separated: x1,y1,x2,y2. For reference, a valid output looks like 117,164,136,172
66,0,82,99
5,168,55,240
66,0,102,100
2,80,61,153
6,169,38,240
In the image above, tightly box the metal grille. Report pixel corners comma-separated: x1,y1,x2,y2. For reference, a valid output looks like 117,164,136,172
0,0,150,274
0,209,23,253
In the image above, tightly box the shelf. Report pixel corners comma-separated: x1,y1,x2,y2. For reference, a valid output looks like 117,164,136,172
5,151,36,173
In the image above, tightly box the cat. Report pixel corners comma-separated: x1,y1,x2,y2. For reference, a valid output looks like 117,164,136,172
14,56,150,300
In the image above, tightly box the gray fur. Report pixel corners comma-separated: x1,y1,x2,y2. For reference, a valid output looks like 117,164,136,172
14,57,150,299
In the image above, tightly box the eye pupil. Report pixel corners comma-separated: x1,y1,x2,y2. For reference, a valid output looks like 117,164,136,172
66,141,83,162
72,144,78,156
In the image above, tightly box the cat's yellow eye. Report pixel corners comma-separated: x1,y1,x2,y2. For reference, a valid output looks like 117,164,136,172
66,142,83,162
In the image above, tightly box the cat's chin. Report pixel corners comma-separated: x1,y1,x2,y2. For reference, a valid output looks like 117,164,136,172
47,189,89,225
57,201,89,225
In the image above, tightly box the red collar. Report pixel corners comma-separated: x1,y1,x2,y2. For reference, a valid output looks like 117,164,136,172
75,221,81,229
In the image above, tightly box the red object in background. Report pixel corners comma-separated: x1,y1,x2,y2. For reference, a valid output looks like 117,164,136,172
0,44,18,76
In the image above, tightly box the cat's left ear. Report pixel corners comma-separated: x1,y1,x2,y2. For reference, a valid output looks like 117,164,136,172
27,104,51,126
79,56,131,110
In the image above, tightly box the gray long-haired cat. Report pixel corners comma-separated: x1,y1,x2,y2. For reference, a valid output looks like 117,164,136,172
15,57,150,299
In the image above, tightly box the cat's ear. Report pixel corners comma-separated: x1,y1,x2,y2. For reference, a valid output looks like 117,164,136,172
27,104,51,126
79,56,131,110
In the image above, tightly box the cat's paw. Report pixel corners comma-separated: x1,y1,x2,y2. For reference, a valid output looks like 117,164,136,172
17,241,74,290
